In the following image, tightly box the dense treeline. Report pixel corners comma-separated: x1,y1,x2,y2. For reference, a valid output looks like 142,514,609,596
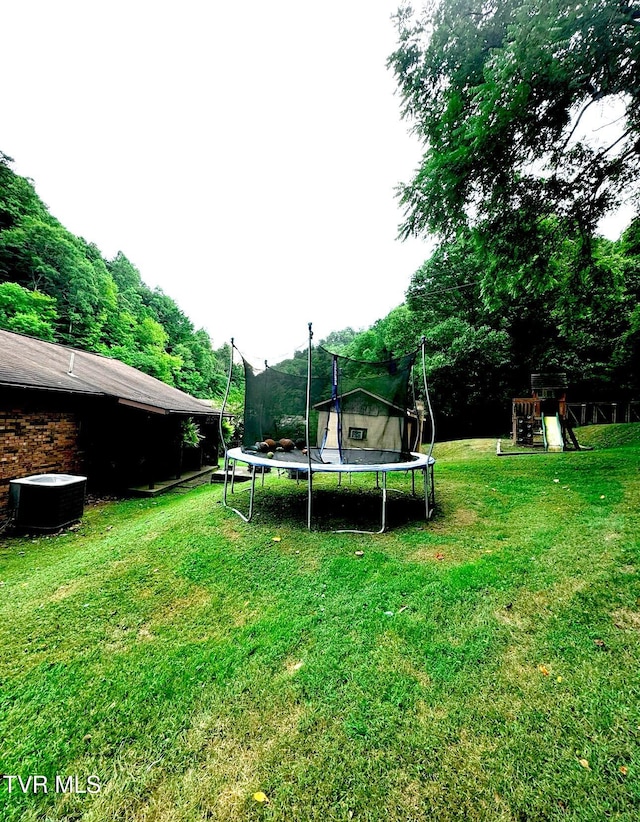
333,0,640,439
0,152,229,399
306,0,640,438
325,221,639,438
276,216,639,439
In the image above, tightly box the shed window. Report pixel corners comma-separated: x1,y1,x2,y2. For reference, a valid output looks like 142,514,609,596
348,427,367,441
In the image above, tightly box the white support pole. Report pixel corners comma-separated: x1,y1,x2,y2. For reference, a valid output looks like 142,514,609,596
381,471,387,532
221,339,235,513
306,322,313,531
222,455,256,523
424,466,430,521
421,335,436,519
219,338,234,461
421,336,436,463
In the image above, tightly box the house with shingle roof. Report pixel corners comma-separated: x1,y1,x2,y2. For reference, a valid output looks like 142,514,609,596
0,328,225,512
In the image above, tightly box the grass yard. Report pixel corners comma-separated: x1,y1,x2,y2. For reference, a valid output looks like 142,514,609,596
1,424,639,821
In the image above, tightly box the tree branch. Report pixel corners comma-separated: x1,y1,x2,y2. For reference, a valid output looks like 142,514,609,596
570,126,636,187
558,94,604,157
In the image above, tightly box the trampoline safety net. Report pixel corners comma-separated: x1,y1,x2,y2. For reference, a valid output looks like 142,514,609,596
242,347,420,465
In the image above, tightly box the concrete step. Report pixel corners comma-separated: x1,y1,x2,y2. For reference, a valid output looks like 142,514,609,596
128,466,216,496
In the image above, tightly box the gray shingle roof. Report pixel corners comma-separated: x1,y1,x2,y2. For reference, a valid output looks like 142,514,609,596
0,329,221,416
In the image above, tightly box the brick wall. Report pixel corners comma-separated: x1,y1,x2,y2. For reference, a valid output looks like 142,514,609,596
0,407,82,513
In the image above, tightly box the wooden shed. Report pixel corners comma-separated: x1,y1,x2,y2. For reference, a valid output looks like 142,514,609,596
314,388,419,455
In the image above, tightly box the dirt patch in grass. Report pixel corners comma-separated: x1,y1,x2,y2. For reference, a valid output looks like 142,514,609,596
284,656,305,676
495,642,543,701
494,577,592,686
612,608,640,631
451,507,480,527
390,654,432,689
144,586,257,640
151,587,212,623
152,702,305,821
49,579,85,602
78,700,307,821
390,721,508,821
497,577,588,627
494,606,530,631
215,516,246,542
407,544,459,563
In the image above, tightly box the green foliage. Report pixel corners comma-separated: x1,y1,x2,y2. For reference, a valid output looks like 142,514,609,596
0,152,49,229
319,326,359,353
0,281,57,340
379,1,640,433
0,215,114,347
181,417,204,448
346,217,639,435
389,0,640,295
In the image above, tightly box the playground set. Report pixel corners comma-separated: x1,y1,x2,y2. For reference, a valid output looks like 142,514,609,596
511,373,583,451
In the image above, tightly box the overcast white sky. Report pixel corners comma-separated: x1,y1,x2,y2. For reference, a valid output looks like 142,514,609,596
1,0,435,364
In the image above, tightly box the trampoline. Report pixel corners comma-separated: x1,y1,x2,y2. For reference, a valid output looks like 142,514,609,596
219,324,436,533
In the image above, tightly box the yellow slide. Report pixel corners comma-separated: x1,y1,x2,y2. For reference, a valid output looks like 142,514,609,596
542,413,564,452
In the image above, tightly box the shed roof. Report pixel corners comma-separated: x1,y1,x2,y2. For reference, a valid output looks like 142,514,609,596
0,329,221,416
313,388,408,416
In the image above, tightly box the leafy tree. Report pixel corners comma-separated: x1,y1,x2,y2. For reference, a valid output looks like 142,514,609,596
0,281,57,340
389,0,640,293
108,316,183,385
319,327,359,353
106,251,146,317
0,152,49,230
144,287,195,347
0,216,117,347
609,218,640,392
422,317,512,436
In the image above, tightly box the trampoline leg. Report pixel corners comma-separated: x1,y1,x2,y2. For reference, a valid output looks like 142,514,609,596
423,466,429,521
223,453,230,504
380,471,387,533
423,465,435,520
334,471,388,535
430,463,436,513
248,468,256,521
221,457,257,524
411,469,416,497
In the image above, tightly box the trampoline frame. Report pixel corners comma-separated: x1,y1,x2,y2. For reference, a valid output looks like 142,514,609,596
218,324,436,534
222,446,435,533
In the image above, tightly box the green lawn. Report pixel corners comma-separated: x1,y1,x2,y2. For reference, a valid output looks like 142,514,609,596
1,425,639,821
